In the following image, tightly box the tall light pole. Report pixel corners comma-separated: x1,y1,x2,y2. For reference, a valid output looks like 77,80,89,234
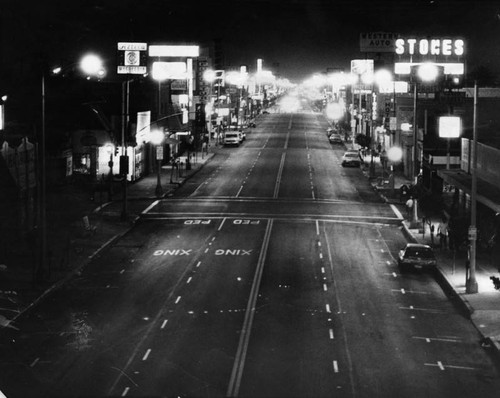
410,63,440,224
151,129,164,197
37,53,104,284
466,81,479,294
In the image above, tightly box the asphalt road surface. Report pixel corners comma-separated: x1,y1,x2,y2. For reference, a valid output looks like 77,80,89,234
1,106,500,397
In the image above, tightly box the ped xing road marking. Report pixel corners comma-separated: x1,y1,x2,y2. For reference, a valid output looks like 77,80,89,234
227,220,273,398
153,249,192,256
215,249,253,256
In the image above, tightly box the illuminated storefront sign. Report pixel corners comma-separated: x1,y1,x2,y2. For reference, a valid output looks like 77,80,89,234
395,38,465,56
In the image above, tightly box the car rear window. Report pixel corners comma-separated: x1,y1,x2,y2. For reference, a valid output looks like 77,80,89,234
406,248,434,258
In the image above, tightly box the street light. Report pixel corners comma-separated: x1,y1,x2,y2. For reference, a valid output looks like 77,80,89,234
150,129,164,197
37,53,105,284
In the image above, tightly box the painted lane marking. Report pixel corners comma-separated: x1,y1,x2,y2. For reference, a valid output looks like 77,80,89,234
329,329,334,339
400,306,447,314
196,261,201,268
175,296,181,304
204,248,209,253
321,267,325,274
121,387,130,396
187,277,192,284
413,336,461,343
236,186,244,197
438,361,445,370
323,284,328,292
273,153,286,199
30,357,40,368
142,349,151,361
218,217,226,231
333,361,339,373
326,304,331,313
390,204,404,219
142,200,159,214
392,289,431,295
160,320,168,329
227,219,273,398
316,220,320,236
319,253,323,259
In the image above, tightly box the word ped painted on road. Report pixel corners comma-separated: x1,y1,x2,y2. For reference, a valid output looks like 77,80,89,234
153,249,192,256
184,219,211,225
214,249,253,256
233,219,260,225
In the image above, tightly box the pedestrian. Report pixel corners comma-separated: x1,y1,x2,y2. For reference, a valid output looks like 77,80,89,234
437,217,448,249
405,196,414,218
430,224,435,245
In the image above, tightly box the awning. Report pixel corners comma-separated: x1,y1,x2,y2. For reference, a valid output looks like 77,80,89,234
437,169,500,213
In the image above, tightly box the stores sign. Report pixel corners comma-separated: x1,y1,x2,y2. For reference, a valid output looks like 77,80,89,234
395,38,464,56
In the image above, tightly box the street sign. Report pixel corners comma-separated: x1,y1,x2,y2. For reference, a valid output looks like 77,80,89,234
117,42,147,75
389,117,397,130
156,146,164,160
468,226,477,241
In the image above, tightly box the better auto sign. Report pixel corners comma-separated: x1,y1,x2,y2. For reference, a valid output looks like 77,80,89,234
117,42,147,74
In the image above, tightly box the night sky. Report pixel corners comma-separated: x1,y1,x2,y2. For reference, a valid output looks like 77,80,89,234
2,0,500,83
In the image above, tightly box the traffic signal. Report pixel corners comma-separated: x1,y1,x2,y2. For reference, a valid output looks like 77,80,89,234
195,103,206,127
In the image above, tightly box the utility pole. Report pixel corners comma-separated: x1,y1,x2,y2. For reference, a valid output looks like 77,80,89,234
466,81,479,294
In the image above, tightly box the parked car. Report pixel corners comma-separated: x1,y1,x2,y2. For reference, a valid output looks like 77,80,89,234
329,132,343,144
398,243,437,272
341,150,362,167
224,132,240,146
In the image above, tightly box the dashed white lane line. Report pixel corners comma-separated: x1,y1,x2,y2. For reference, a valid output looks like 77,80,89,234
122,387,130,396
175,296,181,304
323,284,328,291
30,357,40,368
326,304,331,313
187,277,192,284
329,329,334,339
142,349,151,361
321,267,325,274
319,253,323,259
204,248,209,253
333,360,339,373
196,261,201,268
161,320,168,329
438,361,445,370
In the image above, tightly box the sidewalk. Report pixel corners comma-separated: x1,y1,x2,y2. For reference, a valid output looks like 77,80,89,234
364,152,500,354
0,150,216,328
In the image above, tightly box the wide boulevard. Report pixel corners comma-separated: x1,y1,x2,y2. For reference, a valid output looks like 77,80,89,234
1,103,499,397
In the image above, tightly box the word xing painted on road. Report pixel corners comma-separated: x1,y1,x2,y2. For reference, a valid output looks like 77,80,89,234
153,249,192,256
214,249,253,256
